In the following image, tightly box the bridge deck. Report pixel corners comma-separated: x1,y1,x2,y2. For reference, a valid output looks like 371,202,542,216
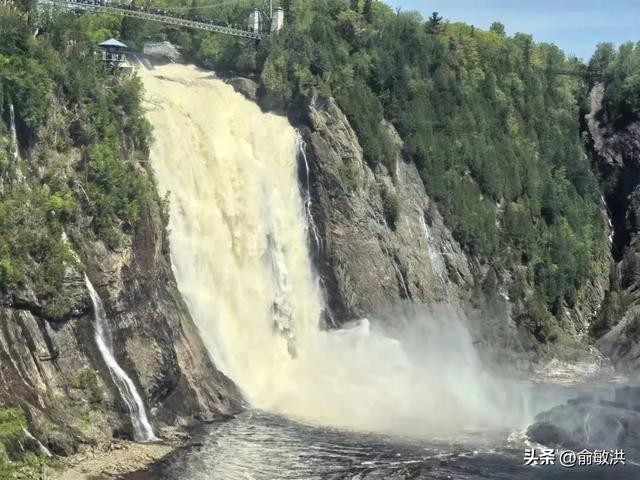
44,0,264,40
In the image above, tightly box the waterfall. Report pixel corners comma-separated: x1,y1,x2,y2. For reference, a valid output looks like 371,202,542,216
295,131,321,253
141,64,527,435
419,214,447,283
8,101,20,164
84,275,158,442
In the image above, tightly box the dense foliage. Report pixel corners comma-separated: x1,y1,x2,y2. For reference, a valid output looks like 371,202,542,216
258,1,607,342
0,5,154,316
590,41,640,124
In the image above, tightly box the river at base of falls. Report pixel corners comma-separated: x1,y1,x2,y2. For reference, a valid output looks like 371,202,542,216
128,406,636,480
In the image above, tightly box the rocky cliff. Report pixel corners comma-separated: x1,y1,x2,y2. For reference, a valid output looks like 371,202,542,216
0,62,621,465
289,90,611,369
0,134,240,457
300,94,472,318
294,94,527,368
588,84,640,375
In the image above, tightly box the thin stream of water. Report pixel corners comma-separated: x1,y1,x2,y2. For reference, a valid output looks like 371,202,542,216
85,275,158,442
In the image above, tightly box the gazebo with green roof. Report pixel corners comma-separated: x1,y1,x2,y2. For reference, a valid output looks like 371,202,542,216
97,38,127,67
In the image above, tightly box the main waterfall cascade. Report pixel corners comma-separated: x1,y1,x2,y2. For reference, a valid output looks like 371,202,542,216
84,275,158,442
141,64,528,435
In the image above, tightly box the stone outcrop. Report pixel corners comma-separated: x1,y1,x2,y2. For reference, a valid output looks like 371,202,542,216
300,94,473,324
588,84,640,375
142,42,183,63
527,386,640,461
226,77,258,102
299,92,611,369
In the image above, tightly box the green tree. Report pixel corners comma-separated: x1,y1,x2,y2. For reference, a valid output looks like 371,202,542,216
489,21,505,36
363,0,373,22
426,12,443,34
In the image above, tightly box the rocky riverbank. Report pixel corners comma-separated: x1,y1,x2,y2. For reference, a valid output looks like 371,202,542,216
51,438,177,480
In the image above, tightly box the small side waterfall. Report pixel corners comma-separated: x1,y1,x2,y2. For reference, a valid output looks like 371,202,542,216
84,275,158,442
23,428,53,458
295,131,338,327
8,101,20,164
295,132,321,253
419,214,447,283
6,99,24,184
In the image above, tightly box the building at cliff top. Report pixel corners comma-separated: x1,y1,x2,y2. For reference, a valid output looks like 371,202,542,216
97,38,133,74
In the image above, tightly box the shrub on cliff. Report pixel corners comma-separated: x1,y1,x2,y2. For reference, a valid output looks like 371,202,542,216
381,186,399,229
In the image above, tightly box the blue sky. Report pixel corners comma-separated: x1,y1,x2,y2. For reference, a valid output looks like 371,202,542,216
385,0,639,61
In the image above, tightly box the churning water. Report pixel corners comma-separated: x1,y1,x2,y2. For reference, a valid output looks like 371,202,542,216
130,409,637,480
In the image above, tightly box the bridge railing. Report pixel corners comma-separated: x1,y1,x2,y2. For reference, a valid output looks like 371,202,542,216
43,0,264,40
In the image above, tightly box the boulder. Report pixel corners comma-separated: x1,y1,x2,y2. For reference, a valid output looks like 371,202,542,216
527,386,640,460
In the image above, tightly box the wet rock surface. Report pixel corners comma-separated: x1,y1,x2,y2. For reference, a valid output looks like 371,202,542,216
527,386,640,460
226,77,258,102
142,41,183,63
298,93,605,370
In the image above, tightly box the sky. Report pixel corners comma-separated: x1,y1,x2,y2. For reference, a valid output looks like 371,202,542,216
385,0,640,61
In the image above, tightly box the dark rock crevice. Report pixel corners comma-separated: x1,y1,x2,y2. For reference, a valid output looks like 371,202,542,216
587,83,640,374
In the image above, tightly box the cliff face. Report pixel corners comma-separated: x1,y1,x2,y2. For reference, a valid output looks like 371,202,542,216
298,92,610,367
301,95,473,321
0,66,620,460
299,95,527,367
0,146,240,456
588,84,640,374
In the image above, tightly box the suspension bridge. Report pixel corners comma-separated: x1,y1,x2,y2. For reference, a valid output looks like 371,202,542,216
547,67,607,81
43,0,270,40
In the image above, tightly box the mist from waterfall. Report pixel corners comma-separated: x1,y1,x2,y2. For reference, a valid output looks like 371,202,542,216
84,275,158,442
141,64,530,436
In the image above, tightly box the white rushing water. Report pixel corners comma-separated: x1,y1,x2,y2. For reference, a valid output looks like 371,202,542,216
295,132,321,252
23,428,53,458
8,101,20,163
84,275,158,442
141,64,528,436
419,214,447,282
